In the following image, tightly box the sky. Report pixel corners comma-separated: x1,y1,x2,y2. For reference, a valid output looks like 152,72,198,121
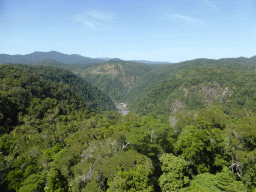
1,0,256,63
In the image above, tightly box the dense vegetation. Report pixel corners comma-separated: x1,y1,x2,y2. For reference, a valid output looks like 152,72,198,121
130,63,256,117
14,64,116,112
80,60,153,102
122,59,254,112
31,59,154,102
1,55,256,192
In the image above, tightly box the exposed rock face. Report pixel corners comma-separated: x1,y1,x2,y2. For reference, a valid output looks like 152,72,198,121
170,99,185,114
199,82,223,105
168,116,178,128
183,87,189,97
91,65,119,76
169,82,233,125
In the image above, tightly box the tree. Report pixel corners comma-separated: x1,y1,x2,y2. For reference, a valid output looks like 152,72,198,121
174,118,229,174
159,153,190,192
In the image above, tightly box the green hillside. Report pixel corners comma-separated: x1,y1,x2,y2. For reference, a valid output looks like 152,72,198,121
1,62,256,191
80,59,154,102
219,55,256,66
10,64,117,112
0,64,91,136
123,60,254,113
32,59,69,69
29,58,155,102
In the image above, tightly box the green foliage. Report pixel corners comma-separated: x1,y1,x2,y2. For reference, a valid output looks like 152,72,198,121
45,168,67,192
18,174,45,192
1,61,256,192
107,163,154,192
18,64,117,112
189,167,246,192
159,153,190,192
175,123,228,174
126,115,175,157
126,62,256,117
79,60,152,102
105,150,154,192
37,59,154,102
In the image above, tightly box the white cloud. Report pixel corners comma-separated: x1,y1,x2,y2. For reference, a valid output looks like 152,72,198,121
86,11,114,22
74,11,114,29
83,21,96,29
203,0,218,11
173,14,201,24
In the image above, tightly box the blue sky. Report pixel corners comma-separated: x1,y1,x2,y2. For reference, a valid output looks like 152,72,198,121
1,0,256,62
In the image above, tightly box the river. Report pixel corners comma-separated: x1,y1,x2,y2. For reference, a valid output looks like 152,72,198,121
115,103,129,116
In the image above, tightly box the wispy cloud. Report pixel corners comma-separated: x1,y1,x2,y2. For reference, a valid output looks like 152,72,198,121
74,11,114,29
203,0,218,11
86,11,113,22
173,14,201,24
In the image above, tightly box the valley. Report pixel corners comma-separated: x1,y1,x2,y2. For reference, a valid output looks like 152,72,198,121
1,52,256,191
2,0,255,190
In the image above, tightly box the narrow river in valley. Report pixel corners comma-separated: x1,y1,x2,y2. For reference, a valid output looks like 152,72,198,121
115,103,129,116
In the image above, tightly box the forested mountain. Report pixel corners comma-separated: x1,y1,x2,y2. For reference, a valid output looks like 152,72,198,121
79,59,154,102
0,51,107,65
18,64,116,112
124,61,255,116
219,55,256,66
2,63,255,192
0,51,173,65
32,59,69,69
2,53,256,191
27,56,256,114
30,58,155,102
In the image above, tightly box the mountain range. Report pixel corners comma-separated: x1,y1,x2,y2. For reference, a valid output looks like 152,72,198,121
1,51,256,191
0,51,106,65
0,51,171,65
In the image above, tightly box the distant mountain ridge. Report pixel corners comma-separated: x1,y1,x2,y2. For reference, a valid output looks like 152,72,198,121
218,56,256,66
0,51,107,65
127,60,171,64
0,51,172,65
2,51,255,65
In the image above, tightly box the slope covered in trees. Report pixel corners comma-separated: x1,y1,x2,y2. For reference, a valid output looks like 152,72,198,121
1,55,256,191
22,54,256,109
219,55,256,66
123,60,255,115
31,59,154,102
1,63,255,191
79,59,154,102
14,64,116,112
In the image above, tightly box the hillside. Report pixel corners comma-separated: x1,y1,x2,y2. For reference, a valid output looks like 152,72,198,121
123,59,254,111
32,59,69,69
59,59,155,102
28,57,256,115
1,61,256,191
21,58,156,102
11,64,117,112
0,64,92,135
219,55,256,66
128,64,256,122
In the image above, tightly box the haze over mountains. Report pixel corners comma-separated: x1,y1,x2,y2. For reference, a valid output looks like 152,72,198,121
0,51,172,65
2,51,256,66
0,51,106,65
